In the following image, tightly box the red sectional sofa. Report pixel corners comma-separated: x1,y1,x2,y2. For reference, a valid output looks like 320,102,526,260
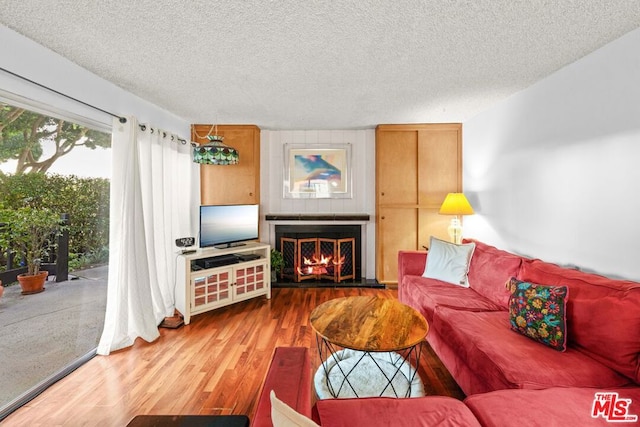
399,239,640,424
253,240,640,426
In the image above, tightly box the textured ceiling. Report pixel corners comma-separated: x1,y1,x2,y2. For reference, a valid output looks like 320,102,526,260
1,1,640,129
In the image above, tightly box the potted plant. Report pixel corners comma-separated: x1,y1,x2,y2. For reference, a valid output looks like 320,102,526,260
270,249,285,283
0,207,64,295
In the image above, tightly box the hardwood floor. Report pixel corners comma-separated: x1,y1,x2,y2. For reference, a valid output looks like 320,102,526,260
3,287,464,426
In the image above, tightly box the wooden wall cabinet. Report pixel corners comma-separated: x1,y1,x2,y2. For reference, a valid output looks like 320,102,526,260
375,123,462,285
191,124,260,205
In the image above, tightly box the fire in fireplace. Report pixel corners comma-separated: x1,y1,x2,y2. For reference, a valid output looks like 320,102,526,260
281,237,355,283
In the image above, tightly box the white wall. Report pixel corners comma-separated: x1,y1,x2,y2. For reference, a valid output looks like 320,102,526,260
463,28,640,281
260,129,377,278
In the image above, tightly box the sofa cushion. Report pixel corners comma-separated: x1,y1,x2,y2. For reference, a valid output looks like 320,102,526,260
520,259,640,383
315,396,482,427
422,237,475,287
465,387,640,427
432,306,631,391
400,274,503,324
507,277,568,351
463,239,523,308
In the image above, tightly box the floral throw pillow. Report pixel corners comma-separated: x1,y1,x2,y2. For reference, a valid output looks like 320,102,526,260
506,277,569,352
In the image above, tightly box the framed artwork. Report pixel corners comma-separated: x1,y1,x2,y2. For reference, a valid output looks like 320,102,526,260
283,144,352,198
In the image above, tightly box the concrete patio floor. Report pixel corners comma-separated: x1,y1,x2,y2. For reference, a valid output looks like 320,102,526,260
0,266,108,406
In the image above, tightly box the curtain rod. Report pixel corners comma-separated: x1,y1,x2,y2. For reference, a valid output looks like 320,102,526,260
0,66,127,123
139,124,187,145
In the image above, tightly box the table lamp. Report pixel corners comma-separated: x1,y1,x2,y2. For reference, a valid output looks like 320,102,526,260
439,193,474,244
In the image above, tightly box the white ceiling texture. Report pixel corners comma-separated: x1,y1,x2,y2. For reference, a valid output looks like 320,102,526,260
1,1,640,129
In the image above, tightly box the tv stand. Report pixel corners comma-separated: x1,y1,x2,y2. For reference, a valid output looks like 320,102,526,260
175,242,270,324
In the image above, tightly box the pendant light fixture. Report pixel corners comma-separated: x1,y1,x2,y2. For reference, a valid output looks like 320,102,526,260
191,124,239,165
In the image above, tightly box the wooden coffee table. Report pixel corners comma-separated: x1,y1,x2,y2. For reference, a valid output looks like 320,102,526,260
310,295,429,398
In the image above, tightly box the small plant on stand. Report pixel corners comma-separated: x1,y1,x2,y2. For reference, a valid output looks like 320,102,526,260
0,207,65,295
270,249,285,283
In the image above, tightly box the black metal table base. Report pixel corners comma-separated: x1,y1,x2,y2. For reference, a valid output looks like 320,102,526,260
315,334,423,399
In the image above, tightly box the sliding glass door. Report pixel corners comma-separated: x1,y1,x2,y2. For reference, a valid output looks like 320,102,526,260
0,101,110,419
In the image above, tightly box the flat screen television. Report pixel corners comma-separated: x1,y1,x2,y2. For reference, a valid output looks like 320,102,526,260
199,204,259,249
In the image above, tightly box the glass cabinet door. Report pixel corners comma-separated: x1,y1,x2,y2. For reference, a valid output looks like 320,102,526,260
191,267,233,309
234,262,267,297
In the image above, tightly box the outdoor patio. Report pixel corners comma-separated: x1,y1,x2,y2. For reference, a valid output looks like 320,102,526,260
0,266,107,406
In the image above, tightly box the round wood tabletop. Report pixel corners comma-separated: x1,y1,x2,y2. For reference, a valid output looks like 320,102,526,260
309,295,429,352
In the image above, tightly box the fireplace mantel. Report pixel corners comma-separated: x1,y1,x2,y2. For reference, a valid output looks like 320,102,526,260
265,213,370,221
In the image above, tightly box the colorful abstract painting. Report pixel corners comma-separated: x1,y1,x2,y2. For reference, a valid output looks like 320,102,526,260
285,146,351,198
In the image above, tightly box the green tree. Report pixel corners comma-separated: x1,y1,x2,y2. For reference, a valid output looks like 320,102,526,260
0,103,110,174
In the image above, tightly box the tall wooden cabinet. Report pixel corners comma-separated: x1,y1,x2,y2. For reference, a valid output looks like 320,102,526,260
191,124,260,205
375,123,462,286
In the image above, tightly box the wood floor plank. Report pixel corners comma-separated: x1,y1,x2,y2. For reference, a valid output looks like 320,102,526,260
2,287,464,426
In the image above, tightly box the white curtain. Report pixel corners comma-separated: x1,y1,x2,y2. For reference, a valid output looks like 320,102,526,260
97,116,193,355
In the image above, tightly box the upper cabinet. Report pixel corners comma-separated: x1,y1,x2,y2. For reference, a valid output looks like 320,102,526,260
376,130,419,205
191,124,261,206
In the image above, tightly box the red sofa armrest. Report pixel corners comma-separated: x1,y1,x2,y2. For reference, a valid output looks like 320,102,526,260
253,347,312,427
397,250,428,284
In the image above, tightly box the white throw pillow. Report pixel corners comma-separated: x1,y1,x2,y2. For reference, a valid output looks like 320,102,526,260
270,390,319,427
422,237,475,287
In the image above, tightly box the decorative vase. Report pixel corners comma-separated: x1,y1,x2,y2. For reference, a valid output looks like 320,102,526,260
17,271,48,295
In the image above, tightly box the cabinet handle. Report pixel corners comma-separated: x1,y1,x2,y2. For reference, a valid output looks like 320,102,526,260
249,192,253,196
381,192,385,196
381,216,385,220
